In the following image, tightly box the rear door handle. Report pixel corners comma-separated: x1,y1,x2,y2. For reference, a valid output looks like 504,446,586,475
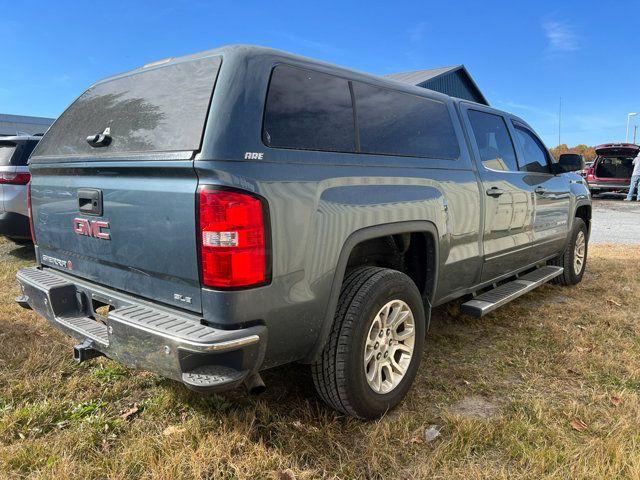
534,186,546,195
486,187,505,197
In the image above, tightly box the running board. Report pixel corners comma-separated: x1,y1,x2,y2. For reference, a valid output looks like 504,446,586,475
461,266,564,317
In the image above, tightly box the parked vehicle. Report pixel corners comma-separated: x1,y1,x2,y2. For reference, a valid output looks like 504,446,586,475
0,135,40,244
580,161,594,178
16,45,591,418
585,143,640,196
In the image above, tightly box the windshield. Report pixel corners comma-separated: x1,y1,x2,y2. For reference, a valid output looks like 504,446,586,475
33,55,222,158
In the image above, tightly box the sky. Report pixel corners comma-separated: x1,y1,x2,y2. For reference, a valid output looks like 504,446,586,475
2,0,638,148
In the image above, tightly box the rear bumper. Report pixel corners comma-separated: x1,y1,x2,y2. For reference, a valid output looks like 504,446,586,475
587,181,630,191
0,212,31,239
16,267,267,393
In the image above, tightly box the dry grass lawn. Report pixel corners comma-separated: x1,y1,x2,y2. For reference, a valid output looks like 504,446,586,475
1,238,639,479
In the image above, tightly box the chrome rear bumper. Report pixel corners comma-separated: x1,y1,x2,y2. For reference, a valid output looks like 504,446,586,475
16,267,267,393
587,182,630,191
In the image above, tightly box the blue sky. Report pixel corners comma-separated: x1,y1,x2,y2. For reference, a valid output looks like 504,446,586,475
2,0,638,147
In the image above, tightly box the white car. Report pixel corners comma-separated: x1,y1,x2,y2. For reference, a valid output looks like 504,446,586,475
0,135,39,244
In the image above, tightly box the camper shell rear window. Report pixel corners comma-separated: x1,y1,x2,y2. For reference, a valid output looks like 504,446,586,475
0,140,38,166
32,55,221,158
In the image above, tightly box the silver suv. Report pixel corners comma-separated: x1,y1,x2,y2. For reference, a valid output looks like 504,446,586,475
0,135,39,244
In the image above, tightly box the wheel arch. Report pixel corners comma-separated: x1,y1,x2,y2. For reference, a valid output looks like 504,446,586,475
574,201,592,238
305,220,439,363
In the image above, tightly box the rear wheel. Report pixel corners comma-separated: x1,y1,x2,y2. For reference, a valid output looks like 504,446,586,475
311,267,425,418
549,217,588,285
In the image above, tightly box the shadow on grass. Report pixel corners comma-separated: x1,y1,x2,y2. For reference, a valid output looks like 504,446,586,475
166,362,324,418
161,302,473,427
7,244,35,261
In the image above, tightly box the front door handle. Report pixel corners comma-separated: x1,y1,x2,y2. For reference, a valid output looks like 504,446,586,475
534,186,546,195
486,187,505,197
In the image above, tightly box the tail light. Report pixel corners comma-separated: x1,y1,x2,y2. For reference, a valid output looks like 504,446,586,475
586,167,595,181
199,188,269,288
0,172,31,185
27,182,36,244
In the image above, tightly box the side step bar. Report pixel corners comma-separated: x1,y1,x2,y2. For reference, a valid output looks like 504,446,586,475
461,266,564,317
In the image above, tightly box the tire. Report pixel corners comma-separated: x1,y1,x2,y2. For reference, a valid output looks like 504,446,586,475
549,217,588,286
311,267,426,418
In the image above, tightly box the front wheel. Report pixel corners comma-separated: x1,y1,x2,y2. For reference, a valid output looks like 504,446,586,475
311,267,426,418
549,217,588,285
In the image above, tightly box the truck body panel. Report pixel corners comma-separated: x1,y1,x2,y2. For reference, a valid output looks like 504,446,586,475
18,45,591,394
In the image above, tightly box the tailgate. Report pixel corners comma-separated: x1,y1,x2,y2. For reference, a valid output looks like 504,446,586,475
595,143,640,158
28,53,223,313
31,161,202,312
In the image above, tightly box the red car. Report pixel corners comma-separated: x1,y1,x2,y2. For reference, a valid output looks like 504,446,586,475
585,143,640,196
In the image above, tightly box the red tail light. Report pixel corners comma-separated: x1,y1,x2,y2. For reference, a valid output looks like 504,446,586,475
27,182,36,244
0,172,31,185
199,188,269,288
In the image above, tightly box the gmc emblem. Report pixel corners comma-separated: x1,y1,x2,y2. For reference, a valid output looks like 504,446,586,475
73,218,111,240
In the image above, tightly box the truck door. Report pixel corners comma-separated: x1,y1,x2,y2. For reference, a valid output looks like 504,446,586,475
510,120,571,259
462,106,537,282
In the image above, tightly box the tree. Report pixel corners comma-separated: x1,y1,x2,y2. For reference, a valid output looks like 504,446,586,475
550,144,596,161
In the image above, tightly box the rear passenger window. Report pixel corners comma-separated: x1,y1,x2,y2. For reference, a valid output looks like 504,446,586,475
263,65,356,152
0,142,16,166
353,82,459,158
467,110,518,171
15,141,37,166
0,140,37,166
513,124,551,174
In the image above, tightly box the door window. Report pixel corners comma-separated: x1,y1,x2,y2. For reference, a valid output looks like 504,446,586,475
513,124,552,174
467,110,518,171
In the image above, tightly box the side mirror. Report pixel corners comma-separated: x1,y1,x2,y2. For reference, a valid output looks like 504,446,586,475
557,153,585,173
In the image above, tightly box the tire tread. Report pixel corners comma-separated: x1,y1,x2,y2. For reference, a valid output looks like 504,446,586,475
549,217,587,286
312,267,422,417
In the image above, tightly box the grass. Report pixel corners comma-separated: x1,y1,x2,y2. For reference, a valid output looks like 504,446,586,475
1,238,639,479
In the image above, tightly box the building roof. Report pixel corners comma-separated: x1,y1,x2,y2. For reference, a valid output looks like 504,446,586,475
0,113,55,136
0,113,54,125
384,65,462,85
384,65,489,105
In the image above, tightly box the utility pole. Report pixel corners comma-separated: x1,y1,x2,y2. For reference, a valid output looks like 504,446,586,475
558,97,562,147
626,112,637,143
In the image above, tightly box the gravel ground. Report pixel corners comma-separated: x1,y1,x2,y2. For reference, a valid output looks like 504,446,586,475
590,194,640,244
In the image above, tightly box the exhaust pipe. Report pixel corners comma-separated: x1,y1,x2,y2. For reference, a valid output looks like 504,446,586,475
243,372,266,395
73,339,104,363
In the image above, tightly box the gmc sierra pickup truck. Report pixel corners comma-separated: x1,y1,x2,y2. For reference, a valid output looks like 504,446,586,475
16,45,591,418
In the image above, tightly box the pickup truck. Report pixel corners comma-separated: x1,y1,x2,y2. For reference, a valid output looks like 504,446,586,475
16,45,591,418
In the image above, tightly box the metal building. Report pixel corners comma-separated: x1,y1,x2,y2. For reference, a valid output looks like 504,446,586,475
0,113,55,136
385,65,489,105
